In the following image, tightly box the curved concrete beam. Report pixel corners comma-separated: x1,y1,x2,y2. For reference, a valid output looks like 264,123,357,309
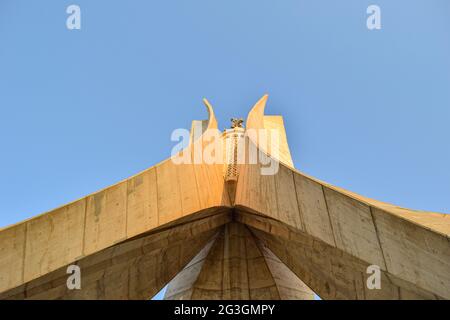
202,98,218,131
245,95,294,167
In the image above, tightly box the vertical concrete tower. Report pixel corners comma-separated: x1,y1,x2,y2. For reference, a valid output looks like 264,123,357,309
0,95,449,300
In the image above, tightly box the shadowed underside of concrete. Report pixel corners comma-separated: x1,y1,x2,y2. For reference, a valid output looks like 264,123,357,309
0,95,449,300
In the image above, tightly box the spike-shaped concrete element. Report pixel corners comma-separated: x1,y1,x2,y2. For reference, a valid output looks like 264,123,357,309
0,95,449,300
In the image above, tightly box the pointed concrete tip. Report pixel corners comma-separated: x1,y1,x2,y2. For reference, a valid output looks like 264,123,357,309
202,97,210,105
253,94,269,111
202,98,218,130
202,98,214,116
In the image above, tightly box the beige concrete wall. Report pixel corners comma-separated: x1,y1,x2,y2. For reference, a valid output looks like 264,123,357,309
165,222,315,300
235,161,450,299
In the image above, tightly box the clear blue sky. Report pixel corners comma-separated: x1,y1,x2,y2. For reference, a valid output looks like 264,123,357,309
1,1,449,300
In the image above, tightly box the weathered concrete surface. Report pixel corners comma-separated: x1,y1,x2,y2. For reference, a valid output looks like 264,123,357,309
0,95,449,300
